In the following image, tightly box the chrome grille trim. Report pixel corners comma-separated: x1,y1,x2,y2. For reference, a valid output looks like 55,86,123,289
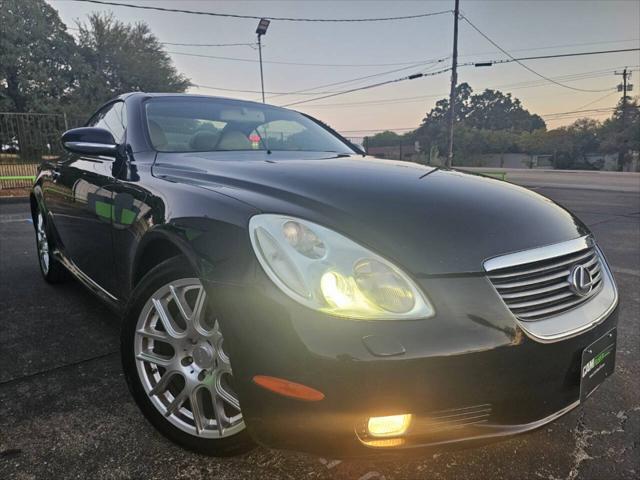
491,250,597,279
516,294,599,320
484,236,592,272
485,236,605,321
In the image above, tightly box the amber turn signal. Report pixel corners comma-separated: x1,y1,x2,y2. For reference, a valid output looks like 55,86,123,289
253,375,325,401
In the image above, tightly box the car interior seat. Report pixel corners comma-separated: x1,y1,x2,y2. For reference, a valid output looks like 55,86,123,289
147,120,168,150
216,130,252,151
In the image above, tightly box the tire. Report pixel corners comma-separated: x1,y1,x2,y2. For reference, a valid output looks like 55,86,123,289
34,209,68,283
121,255,254,456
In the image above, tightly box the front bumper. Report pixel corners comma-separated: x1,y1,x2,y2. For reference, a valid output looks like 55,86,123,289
205,269,618,457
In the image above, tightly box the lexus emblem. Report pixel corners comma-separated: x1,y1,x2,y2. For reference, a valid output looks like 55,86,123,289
568,264,593,297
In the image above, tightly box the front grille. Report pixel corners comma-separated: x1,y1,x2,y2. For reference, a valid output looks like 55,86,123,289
487,244,603,321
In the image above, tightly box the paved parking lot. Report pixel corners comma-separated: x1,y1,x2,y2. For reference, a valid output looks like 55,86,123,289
1,171,638,480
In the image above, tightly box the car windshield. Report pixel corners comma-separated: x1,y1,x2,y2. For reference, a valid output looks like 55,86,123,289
144,97,355,154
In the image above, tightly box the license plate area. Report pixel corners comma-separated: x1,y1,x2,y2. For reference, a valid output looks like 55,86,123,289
580,328,616,402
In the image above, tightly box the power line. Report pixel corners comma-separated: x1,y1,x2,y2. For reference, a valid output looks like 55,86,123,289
460,13,617,93
573,91,620,112
302,93,447,108
490,67,639,89
70,18,639,59
544,110,618,123
283,63,637,109
191,84,347,96
66,23,640,57
465,47,640,67
283,67,610,107
459,37,640,58
70,0,451,22
188,58,449,98
265,58,450,100
167,50,449,68
541,107,617,118
282,67,452,107
162,42,257,48
71,12,449,95
295,67,636,109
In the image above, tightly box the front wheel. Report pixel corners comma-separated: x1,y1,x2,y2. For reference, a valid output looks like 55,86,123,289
35,210,68,283
121,256,254,456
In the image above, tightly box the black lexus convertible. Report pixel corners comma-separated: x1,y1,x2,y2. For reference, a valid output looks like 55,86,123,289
31,93,618,456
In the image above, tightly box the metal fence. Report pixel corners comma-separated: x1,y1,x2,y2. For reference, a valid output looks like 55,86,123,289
0,112,85,189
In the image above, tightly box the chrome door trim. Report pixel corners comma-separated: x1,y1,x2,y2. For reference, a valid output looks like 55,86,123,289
53,249,119,303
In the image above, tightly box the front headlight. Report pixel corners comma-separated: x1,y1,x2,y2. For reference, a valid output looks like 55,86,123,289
249,214,434,320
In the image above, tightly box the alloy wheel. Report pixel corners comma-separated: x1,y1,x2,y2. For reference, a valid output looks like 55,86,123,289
134,278,245,438
36,213,50,275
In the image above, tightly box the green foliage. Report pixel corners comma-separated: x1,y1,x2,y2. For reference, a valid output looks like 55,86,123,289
0,0,81,112
452,126,522,157
422,83,474,124
414,83,546,154
0,1,190,117
366,83,545,157
465,88,545,132
365,130,404,147
71,13,190,114
600,98,640,154
365,82,639,170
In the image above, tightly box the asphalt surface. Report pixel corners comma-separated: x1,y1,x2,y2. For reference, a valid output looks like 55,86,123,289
1,171,639,480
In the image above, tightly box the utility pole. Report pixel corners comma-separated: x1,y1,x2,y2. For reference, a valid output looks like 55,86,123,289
255,19,271,103
257,35,265,102
446,0,460,169
615,68,634,169
615,68,631,126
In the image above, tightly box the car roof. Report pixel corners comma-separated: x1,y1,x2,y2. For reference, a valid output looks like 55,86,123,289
117,91,271,109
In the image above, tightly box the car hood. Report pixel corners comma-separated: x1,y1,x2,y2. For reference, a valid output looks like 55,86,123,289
153,152,589,275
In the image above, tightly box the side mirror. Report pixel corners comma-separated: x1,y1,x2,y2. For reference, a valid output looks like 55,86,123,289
61,127,117,156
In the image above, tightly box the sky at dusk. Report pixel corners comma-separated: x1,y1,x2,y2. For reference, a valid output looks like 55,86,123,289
49,0,640,136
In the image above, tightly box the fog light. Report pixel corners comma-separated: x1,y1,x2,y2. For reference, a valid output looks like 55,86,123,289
367,414,412,437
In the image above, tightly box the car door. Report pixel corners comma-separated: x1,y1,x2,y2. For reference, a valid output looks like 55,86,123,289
108,154,156,300
45,101,127,297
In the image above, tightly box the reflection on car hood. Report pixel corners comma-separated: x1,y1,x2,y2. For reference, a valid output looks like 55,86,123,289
153,152,588,274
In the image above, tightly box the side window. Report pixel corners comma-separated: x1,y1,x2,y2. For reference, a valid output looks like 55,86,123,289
88,102,127,144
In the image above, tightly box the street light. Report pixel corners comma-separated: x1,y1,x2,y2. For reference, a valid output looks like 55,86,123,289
256,18,270,103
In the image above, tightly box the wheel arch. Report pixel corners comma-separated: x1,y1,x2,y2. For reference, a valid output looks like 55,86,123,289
29,193,38,224
131,229,200,289
29,184,45,224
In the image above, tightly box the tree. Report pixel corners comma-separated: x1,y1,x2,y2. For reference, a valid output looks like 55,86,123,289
567,118,601,156
417,83,544,134
0,0,81,112
599,97,640,158
412,83,545,159
364,130,404,147
71,13,190,115
421,82,474,125
466,89,545,132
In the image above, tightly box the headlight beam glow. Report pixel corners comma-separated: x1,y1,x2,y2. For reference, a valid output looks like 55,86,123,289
367,414,412,438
